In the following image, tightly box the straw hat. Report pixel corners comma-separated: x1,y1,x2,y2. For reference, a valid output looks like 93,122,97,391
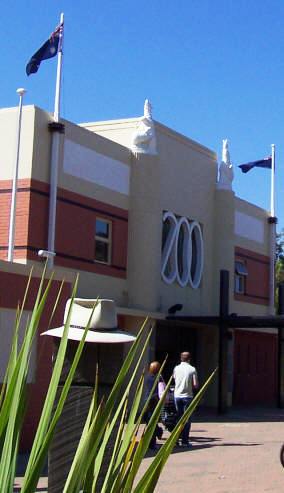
41,298,136,343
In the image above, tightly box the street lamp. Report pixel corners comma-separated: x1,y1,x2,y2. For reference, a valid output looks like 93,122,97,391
7,88,27,262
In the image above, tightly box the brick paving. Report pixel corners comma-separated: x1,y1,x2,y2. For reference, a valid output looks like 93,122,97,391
14,408,284,492
139,408,284,493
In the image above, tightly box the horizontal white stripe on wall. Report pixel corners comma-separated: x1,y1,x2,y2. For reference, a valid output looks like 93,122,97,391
235,211,264,243
63,139,130,195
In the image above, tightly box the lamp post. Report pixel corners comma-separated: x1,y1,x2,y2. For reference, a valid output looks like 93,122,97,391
7,88,26,262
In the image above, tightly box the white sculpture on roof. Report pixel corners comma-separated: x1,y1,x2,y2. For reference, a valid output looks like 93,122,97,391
131,99,157,155
217,139,234,190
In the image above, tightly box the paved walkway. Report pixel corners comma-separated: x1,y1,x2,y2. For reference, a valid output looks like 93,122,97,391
139,407,284,493
14,408,284,492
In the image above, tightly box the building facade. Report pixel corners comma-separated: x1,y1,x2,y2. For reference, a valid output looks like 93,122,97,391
0,102,277,417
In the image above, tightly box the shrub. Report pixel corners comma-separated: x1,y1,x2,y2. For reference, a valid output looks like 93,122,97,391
0,268,216,492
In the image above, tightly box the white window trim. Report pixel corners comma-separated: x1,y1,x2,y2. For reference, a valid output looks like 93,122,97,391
235,274,245,294
234,261,247,295
95,218,112,265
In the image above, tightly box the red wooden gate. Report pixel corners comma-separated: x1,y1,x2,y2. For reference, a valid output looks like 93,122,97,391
233,330,278,406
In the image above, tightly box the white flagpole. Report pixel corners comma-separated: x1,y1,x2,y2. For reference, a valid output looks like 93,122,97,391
54,12,64,122
270,144,275,217
269,144,276,313
7,88,27,262
47,13,64,268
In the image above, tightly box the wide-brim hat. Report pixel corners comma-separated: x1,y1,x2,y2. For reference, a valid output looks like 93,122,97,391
41,298,136,344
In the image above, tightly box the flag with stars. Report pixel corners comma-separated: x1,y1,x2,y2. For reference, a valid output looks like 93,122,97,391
26,22,63,76
238,156,272,174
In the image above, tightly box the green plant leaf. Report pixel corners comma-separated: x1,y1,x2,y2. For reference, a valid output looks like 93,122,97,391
63,320,152,492
0,268,52,490
133,368,218,493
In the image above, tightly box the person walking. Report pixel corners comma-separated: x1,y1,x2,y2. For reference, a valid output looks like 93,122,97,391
144,361,165,449
173,351,199,447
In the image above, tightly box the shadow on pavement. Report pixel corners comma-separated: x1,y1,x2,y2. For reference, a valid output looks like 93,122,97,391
145,435,262,456
195,406,284,423
183,441,262,452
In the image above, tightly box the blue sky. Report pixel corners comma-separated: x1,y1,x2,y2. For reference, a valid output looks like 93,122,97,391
1,1,284,230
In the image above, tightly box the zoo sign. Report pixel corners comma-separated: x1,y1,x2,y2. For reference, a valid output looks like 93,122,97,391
161,211,204,288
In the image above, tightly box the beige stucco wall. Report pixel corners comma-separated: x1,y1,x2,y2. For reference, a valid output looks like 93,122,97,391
80,117,138,150
0,105,36,180
56,266,128,306
30,108,131,211
53,116,275,333
61,118,131,210
0,106,131,307
82,115,272,324
0,105,276,410
0,257,75,281
157,124,217,316
212,189,236,312
1,107,272,322
234,197,270,255
126,152,162,311
0,106,131,212
85,117,219,317
30,106,53,183
84,116,276,409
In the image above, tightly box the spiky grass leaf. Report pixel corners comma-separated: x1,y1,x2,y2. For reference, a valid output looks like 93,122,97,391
0,266,217,493
63,321,152,492
21,281,99,493
0,269,34,435
0,266,52,491
133,368,218,493
121,372,172,492
73,365,99,491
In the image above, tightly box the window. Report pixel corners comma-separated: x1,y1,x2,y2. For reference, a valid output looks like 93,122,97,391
95,218,112,264
234,261,248,294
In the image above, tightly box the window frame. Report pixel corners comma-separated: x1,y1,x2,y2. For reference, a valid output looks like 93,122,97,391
234,260,248,295
94,217,112,265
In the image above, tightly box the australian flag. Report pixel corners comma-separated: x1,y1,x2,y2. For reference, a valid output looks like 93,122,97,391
238,156,272,174
26,22,63,76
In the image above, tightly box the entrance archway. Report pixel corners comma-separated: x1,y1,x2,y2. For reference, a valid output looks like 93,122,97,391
155,321,197,382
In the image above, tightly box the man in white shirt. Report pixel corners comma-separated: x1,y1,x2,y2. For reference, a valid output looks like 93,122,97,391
173,351,199,447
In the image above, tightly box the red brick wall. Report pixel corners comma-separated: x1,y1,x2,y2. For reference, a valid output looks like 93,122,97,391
0,179,128,277
234,246,270,305
0,179,31,259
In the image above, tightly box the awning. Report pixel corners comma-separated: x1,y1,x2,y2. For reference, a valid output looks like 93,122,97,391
167,314,284,329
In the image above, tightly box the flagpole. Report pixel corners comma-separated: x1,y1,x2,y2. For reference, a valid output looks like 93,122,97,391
271,144,275,217
47,13,64,268
269,144,276,313
54,12,64,122
7,88,27,262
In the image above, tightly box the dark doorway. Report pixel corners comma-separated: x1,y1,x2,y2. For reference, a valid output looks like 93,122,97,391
155,321,197,382
233,330,278,406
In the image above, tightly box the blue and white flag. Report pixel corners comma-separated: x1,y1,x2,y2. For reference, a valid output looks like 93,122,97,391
238,157,272,174
26,22,63,76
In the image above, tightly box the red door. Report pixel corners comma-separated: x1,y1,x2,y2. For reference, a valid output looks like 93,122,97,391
233,330,278,406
